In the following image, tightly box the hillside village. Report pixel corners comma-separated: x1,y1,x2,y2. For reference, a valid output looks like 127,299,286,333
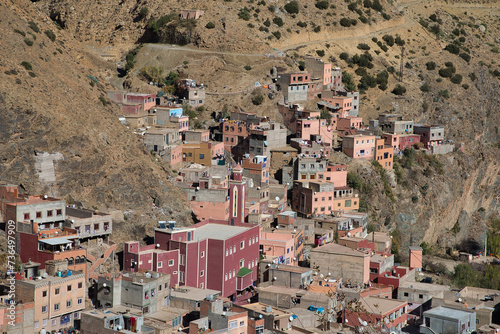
1,50,498,334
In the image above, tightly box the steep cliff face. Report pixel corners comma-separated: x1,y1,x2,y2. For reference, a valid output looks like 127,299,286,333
0,0,191,224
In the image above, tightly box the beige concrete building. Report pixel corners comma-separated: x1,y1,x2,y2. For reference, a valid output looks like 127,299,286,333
16,260,85,333
309,243,370,284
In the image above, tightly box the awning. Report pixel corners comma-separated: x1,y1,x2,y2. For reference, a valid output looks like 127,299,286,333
237,267,253,277
39,237,73,245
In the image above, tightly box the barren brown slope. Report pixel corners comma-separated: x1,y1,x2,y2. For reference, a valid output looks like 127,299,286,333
0,0,191,223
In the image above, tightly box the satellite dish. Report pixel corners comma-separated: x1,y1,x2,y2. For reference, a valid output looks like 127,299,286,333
275,196,280,201
103,283,107,288
289,316,294,321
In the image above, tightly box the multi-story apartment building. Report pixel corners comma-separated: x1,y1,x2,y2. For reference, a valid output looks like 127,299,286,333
123,221,260,300
16,260,85,334
248,122,287,157
64,207,112,240
277,73,310,103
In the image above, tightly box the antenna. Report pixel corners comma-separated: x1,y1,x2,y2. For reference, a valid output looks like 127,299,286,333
399,46,405,83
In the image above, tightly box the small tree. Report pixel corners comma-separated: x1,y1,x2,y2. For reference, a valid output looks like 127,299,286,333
426,61,436,70
316,50,325,57
284,1,299,14
315,0,329,10
392,84,406,95
251,94,264,105
205,22,215,29
273,17,284,27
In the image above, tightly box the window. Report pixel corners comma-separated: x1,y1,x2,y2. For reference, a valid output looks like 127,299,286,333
240,259,245,268
200,270,204,277
169,259,174,266
55,288,60,295
158,261,163,268
77,298,83,305
180,254,185,265
74,312,79,319
233,245,236,253
180,271,185,283
52,319,57,326
67,285,72,291
42,305,47,313
240,241,245,249
24,213,30,220
47,210,53,217
57,209,62,216
43,318,48,326
240,321,245,327
201,251,205,258
225,274,228,281
54,303,60,311
404,292,409,297
35,321,39,329
67,300,72,308
419,294,423,299
199,154,205,159
78,282,83,289
36,211,42,218
229,321,238,329
42,290,47,297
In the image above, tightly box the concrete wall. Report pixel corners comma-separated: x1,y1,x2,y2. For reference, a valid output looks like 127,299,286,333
310,248,369,284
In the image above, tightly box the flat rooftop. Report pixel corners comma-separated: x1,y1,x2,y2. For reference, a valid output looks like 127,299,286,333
19,271,85,285
242,303,292,318
424,306,474,319
192,224,251,241
310,242,368,257
399,281,450,292
267,264,312,274
170,286,220,301
361,297,406,316
7,195,63,206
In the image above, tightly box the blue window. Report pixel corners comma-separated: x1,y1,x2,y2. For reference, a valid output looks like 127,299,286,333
200,154,205,159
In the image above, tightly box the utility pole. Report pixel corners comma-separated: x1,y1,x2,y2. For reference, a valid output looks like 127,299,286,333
399,46,405,83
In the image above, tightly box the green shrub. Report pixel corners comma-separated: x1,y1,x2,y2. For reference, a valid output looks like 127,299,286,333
459,53,471,62
359,16,368,24
392,84,406,95
244,65,252,71
469,72,477,81
429,13,437,22
24,38,34,46
382,35,394,46
251,94,264,105
264,18,271,27
20,61,33,70
99,96,109,106
28,71,36,78
205,22,215,29
28,21,40,33
339,52,349,60
272,31,281,39
284,1,299,14
420,83,431,92
439,90,450,98
44,30,56,41
238,8,251,21
426,61,436,70
273,17,284,27
259,26,269,32
450,74,463,84
357,43,370,50
364,0,373,8
371,0,383,11
340,18,352,27
297,21,307,28
439,67,455,78
138,7,149,20
395,35,405,46
462,84,469,90
268,5,276,12
444,43,460,54
387,66,395,73
315,0,329,10
14,29,25,36
316,50,325,57
313,26,321,33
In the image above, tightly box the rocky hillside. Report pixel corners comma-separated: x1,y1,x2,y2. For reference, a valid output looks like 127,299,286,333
0,0,191,224
1,0,499,257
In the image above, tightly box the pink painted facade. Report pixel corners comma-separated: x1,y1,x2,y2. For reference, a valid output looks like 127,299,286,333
375,138,394,170
259,229,304,265
242,156,269,186
337,116,363,137
166,144,183,168
383,133,421,152
323,164,347,187
121,103,144,115
126,93,156,111
322,96,352,116
342,135,376,159
295,118,333,143
190,200,229,222
292,180,335,217
124,222,260,299
229,166,246,226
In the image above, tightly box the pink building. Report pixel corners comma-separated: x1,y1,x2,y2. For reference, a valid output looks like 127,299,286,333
332,67,342,89
337,116,363,137
229,166,246,226
292,180,335,217
126,93,156,111
166,144,183,168
259,228,304,266
294,118,333,144
322,96,352,117
242,155,269,186
323,163,347,187
121,103,144,115
382,133,421,152
342,134,376,159
123,221,260,299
